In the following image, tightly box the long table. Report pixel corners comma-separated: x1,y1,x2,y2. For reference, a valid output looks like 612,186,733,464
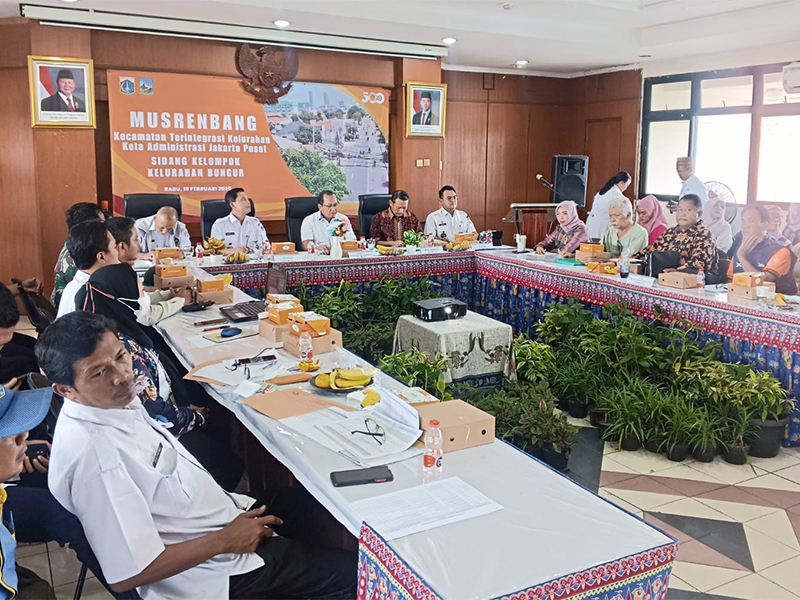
157,287,676,600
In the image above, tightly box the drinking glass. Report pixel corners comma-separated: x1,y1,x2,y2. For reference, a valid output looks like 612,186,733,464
181,246,193,260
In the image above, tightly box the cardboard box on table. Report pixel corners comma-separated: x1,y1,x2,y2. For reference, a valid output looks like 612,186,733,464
154,248,183,263
340,241,359,251
266,293,301,306
575,250,611,264
658,271,698,289
283,328,343,357
195,288,234,304
454,233,478,242
415,400,495,452
587,262,616,275
197,278,226,292
728,281,775,301
258,318,291,342
155,264,187,278
268,302,305,325
287,312,331,338
579,243,605,254
272,242,296,254
732,272,765,287
153,275,195,290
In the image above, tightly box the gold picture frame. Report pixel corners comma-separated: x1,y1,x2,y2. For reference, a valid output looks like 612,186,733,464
28,55,96,128
405,81,446,137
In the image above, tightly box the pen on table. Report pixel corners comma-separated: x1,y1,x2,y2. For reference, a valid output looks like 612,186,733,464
203,325,229,332
194,318,228,327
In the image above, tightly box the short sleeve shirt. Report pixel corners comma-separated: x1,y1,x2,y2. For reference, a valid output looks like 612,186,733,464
424,208,476,241
300,211,357,245
209,214,268,251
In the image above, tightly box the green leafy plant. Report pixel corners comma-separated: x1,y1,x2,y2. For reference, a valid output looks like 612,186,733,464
379,347,452,400
403,230,423,246
513,335,556,385
687,407,724,452
597,374,648,445
515,399,579,455
733,369,794,422
664,396,701,453
536,298,596,349
551,353,602,404
342,323,395,366
312,280,362,330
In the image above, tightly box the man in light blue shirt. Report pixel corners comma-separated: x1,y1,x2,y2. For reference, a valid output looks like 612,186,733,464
134,207,191,257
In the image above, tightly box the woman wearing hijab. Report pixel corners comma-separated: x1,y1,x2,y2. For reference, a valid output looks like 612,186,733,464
635,195,669,245
534,201,591,257
703,197,733,253
75,263,243,491
586,171,632,240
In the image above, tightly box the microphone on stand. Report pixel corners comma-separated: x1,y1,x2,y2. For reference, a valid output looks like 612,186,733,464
536,174,555,189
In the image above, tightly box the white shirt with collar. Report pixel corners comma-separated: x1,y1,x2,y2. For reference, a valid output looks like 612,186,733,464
210,213,268,251
48,399,262,600
134,216,191,253
299,211,357,246
424,207,476,241
56,269,90,318
679,175,709,208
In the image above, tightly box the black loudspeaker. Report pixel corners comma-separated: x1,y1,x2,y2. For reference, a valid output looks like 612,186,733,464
550,155,588,207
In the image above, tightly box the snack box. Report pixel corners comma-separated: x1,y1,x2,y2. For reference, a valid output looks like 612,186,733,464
340,241,359,251
154,248,183,262
454,232,478,242
575,250,611,264
728,281,775,301
287,311,331,337
272,242,297,254
153,275,195,290
258,318,291,343
579,243,605,254
195,288,234,304
197,278,226,292
155,264,187,278
415,400,495,452
658,271,697,289
268,301,305,325
587,262,617,274
732,272,765,288
266,293,301,305
283,328,343,357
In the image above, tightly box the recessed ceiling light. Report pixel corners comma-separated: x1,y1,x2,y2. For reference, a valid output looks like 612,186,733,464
503,3,513,9
442,37,457,45
273,20,291,28
60,0,79,3
515,60,529,67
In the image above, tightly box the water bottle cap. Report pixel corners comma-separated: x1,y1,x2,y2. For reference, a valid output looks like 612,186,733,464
430,420,439,427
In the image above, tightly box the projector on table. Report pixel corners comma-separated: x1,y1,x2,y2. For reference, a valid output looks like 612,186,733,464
412,298,467,322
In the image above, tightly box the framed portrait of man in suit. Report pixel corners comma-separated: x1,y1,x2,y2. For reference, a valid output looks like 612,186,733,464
406,82,447,137
28,56,96,128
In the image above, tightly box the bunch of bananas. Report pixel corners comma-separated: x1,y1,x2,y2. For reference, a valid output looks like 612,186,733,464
298,359,321,372
314,368,372,390
204,237,226,256
377,245,405,255
444,241,471,251
224,251,249,264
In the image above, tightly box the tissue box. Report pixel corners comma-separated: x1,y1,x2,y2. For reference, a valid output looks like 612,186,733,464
287,312,331,337
587,262,616,274
272,242,296,254
283,328,343,357
155,264,187,278
197,278,226,292
579,243,605,253
258,319,291,342
732,272,765,287
659,271,697,289
575,250,611,264
728,281,775,301
415,400,495,452
153,275,194,290
266,293,300,305
195,288,233,304
268,301,304,325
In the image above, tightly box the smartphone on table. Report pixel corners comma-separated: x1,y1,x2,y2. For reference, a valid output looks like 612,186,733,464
330,466,393,488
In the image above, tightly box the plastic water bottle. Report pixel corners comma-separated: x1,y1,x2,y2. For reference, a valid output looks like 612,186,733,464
697,267,705,290
195,243,204,259
307,241,316,255
299,330,314,363
358,236,367,250
619,244,630,279
422,420,443,483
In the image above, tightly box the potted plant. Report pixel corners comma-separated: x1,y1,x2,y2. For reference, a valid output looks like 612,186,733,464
640,384,671,454
600,384,646,451
551,354,598,419
736,369,795,458
203,237,226,265
664,398,696,462
512,335,555,386
379,348,452,401
688,407,722,463
514,399,578,471
402,230,423,250
719,403,751,465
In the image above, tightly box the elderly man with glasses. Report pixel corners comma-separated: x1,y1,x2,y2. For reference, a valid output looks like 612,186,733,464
300,191,357,255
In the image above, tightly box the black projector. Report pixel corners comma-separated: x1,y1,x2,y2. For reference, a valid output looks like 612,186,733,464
412,298,467,322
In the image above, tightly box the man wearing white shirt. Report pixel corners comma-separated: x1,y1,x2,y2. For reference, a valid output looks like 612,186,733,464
210,188,268,254
424,186,476,243
134,207,191,257
300,191,356,254
57,220,119,318
676,157,709,208
38,312,357,600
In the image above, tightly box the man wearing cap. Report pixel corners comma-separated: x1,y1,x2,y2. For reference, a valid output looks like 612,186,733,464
676,157,709,209
0,380,53,599
412,91,439,126
41,69,86,113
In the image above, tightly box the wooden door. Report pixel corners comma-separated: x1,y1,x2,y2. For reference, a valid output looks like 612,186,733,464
584,118,622,211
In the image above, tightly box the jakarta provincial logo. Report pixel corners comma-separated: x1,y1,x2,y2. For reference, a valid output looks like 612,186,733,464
120,77,135,95
139,78,154,95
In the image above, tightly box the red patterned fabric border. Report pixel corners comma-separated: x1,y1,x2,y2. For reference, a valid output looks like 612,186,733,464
475,253,800,352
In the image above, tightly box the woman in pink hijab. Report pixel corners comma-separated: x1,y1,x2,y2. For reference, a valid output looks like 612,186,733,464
534,200,591,257
635,195,669,245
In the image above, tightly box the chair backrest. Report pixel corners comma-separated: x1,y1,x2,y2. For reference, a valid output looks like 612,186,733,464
284,197,319,250
358,194,391,238
200,199,256,240
11,279,56,335
124,194,182,221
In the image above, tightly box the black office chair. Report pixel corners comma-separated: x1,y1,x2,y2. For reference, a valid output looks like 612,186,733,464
284,197,319,250
123,194,182,221
11,279,55,335
358,194,391,238
200,199,256,239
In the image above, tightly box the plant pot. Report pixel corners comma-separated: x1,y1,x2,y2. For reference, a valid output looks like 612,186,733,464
588,407,606,428
206,254,223,266
644,437,665,454
747,417,789,459
693,444,717,463
597,419,613,440
556,397,569,412
621,433,641,451
567,399,588,419
724,444,748,465
667,443,691,462
542,448,570,472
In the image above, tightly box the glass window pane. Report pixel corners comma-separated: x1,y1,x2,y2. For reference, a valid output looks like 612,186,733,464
650,81,691,111
695,114,751,205
644,120,690,195
758,116,800,202
701,76,753,108
763,72,800,105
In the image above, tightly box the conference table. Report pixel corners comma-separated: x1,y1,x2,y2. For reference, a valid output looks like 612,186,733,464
202,246,800,445
156,283,677,600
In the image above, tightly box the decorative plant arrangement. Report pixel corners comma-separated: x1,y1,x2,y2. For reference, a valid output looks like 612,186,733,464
379,347,452,401
203,237,226,255
326,217,352,238
402,230,423,247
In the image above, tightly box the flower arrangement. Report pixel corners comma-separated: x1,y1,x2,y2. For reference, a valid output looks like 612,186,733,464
203,237,226,255
326,217,352,238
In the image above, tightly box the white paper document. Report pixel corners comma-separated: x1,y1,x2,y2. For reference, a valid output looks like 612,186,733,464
192,358,281,387
351,477,503,540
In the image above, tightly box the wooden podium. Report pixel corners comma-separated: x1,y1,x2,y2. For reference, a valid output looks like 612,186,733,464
504,204,557,246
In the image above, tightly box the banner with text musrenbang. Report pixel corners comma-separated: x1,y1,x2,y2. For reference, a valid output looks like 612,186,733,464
108,71,390,221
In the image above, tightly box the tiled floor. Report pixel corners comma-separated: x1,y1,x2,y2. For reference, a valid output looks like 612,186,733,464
16,542,112,599
567,427,800,600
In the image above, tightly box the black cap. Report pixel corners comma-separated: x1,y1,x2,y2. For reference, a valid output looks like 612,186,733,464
419,91,432,100
56,69,74,81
